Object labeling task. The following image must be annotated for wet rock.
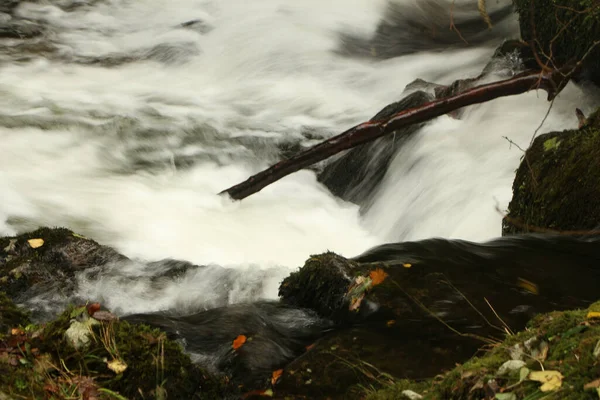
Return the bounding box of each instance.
[272,324,478,399]
[0,227,126,313]
[337,1,516,59]
[180,19,213,34]
[123,301,332,391]
[0,1,20,15]
[317,90,433,208]
[0,20,44,39]
[503,108,600,235]
[277,235,600,397]
[281,236,600,325]
[318,38,533,209]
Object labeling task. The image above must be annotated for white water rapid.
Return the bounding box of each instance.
[0,0,593,314]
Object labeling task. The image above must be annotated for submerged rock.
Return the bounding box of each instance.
[337,1,516,59]
[317,90,433,208]
[124,301,332,391]
[503,108,600,234]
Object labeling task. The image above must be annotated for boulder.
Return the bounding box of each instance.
[513,0,600,86]
[503,108,600,234]
[0,227,126,316]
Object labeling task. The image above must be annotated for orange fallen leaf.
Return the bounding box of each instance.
[87,303,101,316]
[305,343,315,351]
[369,268,388,286]
[232,335,247,350]
[271,369,283,386]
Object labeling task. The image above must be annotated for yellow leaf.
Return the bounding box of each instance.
[528,370,563,392]
[517,278,539,295]
[271,369,283,386]
[106,359,128,374]
[402,263,412,268]
[369,268,388,286]
[587,312,600,320]
[232,335,247,350]
[386,320,396,327]
[27,238,44,249]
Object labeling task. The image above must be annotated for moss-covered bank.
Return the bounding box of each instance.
[369,301,600,400]
[0,296,226,399]
[503,108,600,234]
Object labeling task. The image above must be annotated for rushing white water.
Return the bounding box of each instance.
[0,0,593,313]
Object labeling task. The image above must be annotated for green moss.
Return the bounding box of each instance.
[0,291,30,339]
[38,308,225,399]
[0,305,226,399]
[279,252,357,320]
[543,137,561,151]
[503,107,600,234]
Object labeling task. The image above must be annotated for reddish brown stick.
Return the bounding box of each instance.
[221,68,567,200]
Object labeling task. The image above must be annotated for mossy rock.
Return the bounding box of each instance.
[0,227,126,308]
[503,107,600,234]
[368,301,600,400]
[0,304,227,399]
[512,0,600,85]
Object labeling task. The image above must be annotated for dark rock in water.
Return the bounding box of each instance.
[144,41,201,64]
[123,301,332,391]
[273,324,478,399]
[277,235,600,397]
[282,235,600,325]
[0,20,44,39]
[0,227,126,314]
[318,90,433,208]
[77,42,201,67]
[180,19,213,34]
[337,1,516,59]
[0,0,20,15]
[503,107,600,235]
[319,39,533,209]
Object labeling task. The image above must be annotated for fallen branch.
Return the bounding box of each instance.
[221,68,570,200]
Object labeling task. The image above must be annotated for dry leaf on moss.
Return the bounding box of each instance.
[27,238,44,248]
[106,359,128,374]
[587,311,600,320]
[528,370,563,392]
